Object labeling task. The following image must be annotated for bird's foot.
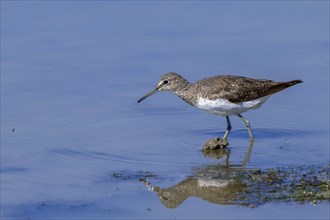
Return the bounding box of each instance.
[203,137,229,151]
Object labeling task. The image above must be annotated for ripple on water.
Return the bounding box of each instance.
[41,108,200,169]
[177,125,309,139]
[0,167,27,173]
[156,119,329,167]
[48,145,199,170]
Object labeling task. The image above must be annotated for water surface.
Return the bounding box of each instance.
[1,1,329,219]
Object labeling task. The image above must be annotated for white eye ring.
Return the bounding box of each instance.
[164,80,169,84]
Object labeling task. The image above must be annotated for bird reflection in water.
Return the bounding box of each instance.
[140,141,254,208]
[203,138,253,165]
[141,168,248,208]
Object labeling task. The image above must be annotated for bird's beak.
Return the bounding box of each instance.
[137,82,163,103]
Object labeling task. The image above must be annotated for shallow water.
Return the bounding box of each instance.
[1,1,329,219]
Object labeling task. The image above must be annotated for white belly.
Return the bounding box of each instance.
[196,95,271,116]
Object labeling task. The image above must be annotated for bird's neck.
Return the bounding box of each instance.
[172,80,196,106]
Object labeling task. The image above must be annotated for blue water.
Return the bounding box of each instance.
[1,1,329,219]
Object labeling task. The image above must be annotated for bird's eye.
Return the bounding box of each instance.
[164,80,169,84]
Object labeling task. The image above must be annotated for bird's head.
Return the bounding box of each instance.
[137,72,188,103]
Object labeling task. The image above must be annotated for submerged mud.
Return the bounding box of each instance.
[203,137,229,150]
[114,163,330,208]
[234,164,330,206]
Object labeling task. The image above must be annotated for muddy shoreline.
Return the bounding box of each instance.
[112,163,330,208]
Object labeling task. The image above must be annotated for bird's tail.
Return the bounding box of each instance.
[266,79,303,96]
[286,79,303,87]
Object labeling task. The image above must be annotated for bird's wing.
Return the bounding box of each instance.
[197,75,283,103]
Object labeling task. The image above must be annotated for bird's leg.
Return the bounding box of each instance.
[222,116,232,141]
[237,114,254,141]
